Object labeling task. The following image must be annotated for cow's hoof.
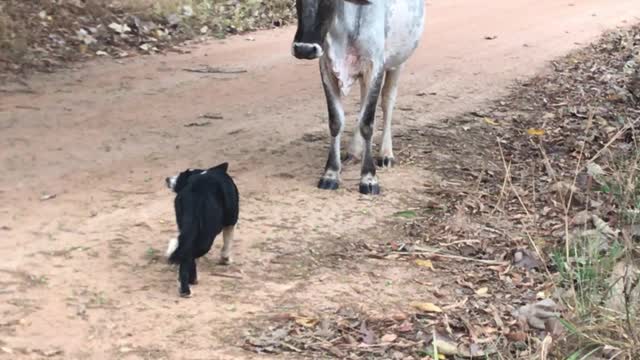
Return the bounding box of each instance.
[359,173,380,195]
[377,156,395,168]
[359,182,380,195]
[218,256,232,266]
[318,178,339,190]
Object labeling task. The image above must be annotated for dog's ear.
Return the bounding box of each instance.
[212,162,229,173]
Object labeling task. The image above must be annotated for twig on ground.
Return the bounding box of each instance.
[107,188,155,195]
[393,247,508,266]
[183,66,247,74]
[280,342,302,352]
[537,142,557,180]
[589,117,639,163]
[492,153,511,216]
[184,121,211,127]
[496,139,552,277]
[210,272,243,280]
[497,139,531,217]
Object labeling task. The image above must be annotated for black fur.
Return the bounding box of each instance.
[166,162,239,297]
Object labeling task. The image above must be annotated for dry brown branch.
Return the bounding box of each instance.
[589,117,640,163]
[210,272,243,280]
[393,248,509,266]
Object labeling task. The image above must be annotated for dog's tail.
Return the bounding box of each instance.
[165,238,179,258]
[168,226,196,264]
[168,192,197,265]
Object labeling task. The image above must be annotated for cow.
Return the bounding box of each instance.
[292,0,425,194]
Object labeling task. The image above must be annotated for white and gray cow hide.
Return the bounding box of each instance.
[292,0,425,194]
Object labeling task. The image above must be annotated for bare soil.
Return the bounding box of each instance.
[1,0,640,359]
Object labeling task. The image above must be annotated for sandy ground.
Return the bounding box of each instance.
[1,0,639,358]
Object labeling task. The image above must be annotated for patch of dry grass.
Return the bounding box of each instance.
[0,2,30,64]
[0,0,295,74]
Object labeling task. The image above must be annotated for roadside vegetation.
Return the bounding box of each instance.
[0,0,294,74]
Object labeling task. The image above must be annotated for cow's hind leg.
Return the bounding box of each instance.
[358,70,385,195]
[318,58,345,190]
[378,67,402,168]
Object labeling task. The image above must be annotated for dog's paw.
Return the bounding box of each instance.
[218,256,232,266]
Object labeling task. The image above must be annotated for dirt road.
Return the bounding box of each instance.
[1,0,639,358]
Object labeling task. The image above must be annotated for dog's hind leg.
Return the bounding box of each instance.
[219,226,234,265]
[188,259,198,285]
[178,261,192,298]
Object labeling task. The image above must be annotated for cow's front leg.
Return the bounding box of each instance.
[318,58,345,190]
[358,70,385,195]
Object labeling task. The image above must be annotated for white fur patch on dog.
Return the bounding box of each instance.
[167,175,178,190]
[166,237,179,257]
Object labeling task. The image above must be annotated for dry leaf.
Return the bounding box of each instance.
[527,128,545,136]
[513,299,560,330]
[397,320,413,333]
[411,302,443,313]
[40,194,56,201]
[592,215,618,239]
[380,333,397,343]
[571,210,591,225]
[605,261,640,313]
[295,317,318,328]
[483,117,499,125]
[475,287,489,296]
[442,296,468,311]
[430,331,459,355]
[429,330,498,358]
[507,331,527,342]
[512,248,542,270]
[415,259,434,270]
[539,334,553,360]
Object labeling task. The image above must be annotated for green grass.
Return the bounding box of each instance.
[553,147,640,357]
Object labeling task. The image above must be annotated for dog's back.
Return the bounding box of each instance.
[169,164,239,264]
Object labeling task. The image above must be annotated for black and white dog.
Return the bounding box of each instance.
[165,162,239,298]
